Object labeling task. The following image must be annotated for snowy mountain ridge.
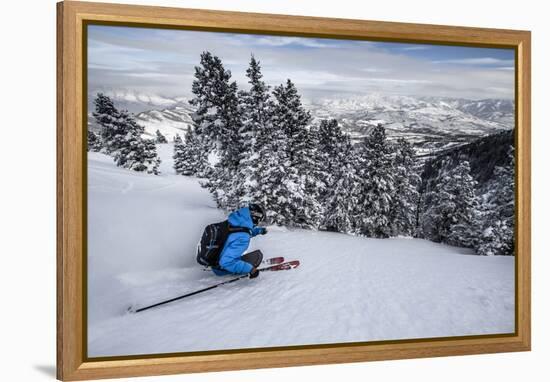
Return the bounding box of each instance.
[308,94,513,122]
[88,89,188,112]
[134,105,195,141]
[307,94,514,156]
[88,90,514,154]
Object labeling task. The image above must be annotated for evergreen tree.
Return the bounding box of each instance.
[134,138,161,175]
[272,79,312,168]
[238,55,272,153]
[87,130,102,152]
[271,79,320,227]
[356,124,396,238]
[317,119,346,179]
[421,160,477,245]
[301,123,324,227]
[92,93,160,174]
[173,133,188,175]
[93,93,128,155]
[240,123,295,226]
[155,129,168,144]
[475,147,515,255]
[490,147,515,223]
[189,51,243,208]
[231,56,274,205]
[111,111,161,175]
[476,218,514,256]
[389,138,421,236]
[315,119,357,230]
[231,61,317,226]
[316,119,350,191]
[189,51,242,155]
[322,135,362,233]
[173,129,208,176]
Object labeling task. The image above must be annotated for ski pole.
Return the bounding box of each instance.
[131,273,249,313]
[130,261,297,313]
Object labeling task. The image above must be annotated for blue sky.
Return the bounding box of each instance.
[88,25,515,102]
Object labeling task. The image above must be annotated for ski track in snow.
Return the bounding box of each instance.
[87,144,515,357]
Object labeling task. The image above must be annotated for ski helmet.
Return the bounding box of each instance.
[248,203,265,225]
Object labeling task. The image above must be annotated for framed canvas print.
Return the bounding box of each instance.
[57,1,531,380]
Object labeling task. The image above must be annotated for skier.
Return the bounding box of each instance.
[132,205,298,313]
[199,204,268,278]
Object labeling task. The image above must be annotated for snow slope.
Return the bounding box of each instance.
[87,145,515,357]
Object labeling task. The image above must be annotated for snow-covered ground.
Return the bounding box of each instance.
[87,144,515,357]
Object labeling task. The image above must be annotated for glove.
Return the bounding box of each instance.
[259,227,268,235]
[249,268,260,279]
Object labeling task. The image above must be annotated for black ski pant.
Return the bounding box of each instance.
[241,250,263,268]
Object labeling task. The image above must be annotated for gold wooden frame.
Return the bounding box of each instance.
[57,1,531,380]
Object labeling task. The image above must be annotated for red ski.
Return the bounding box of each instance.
[260,260,300,272]
[262,256,285,266]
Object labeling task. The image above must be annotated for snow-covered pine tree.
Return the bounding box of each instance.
[422,160,477,245]
[173,129,208,176]
[492,147,515,223]
[242,123,296,226]
[87,130,102,152]
[111,111,161,175]
[317,119,345,178]
[93,93,128,155]
[322,135,362,233]
[92,93,160,174]
[272,79,312,166]
[173,132,187,175]
[389,138,421,237]
[475,146,515,255]
[238,55,271,152]
[132,136,161,175]
[301,123,324,228]
[271,79,321,227]
[316,119,349,197]
[225,60,314,226]
[355,124,396,238]
[477,219,514,256]
[445,161,479,248]
[189,51,242,157]
[189,52,221,144]
[231,55,274,205]
[155,129,168,144]
[189,51,243,209]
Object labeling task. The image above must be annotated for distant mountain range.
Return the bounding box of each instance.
[87,90,194,140]
[307,94,514,156]
[88,90,514,156]
[134,104,195,140]
[87,89,187,113]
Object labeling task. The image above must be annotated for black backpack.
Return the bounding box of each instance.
[196,220,251,268]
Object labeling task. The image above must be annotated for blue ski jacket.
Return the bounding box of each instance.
[213,207,264,276]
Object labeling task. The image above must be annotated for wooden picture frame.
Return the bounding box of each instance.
[57,1,531,380]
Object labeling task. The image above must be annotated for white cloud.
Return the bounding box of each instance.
[237,35,333,48]
[432,57,514,66]
[401,46,431,51]
[126,72,174,79]
[361,67,391,73]
[364,78,432,84]
[87,26,514,101]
